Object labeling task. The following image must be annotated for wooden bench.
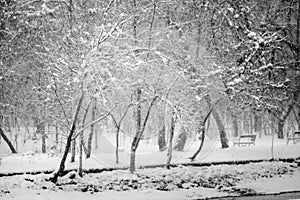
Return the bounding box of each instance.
[287,130,300,144]
[233,135,256,147]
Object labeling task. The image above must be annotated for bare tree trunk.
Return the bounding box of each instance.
[166,111,176,169]
[42,133,46,153]
[37,122,46,153]
[78,102,90,177]
[272,104,294,139]
[130,87,142,173]
[189,106,214,161]
[86,102,96,158]
[205,96,229,148]
[20,118,30,144]
[78,131,83,177]
[94,129,98,149]
[173,127,187,151]
[227,107,239,137]
[243,111,248,134]
[129,95,158,173]
[189,121,205,162]
[110,104,131,164]
[158,125,166,151]
[115,126,120,164]
[293,106,300,130]
[49,93,84,183]
[296,0,300,130]
[0,126,17,153]
[277,119,284,139]
[55,123,59,145]
[13,116,19,152]
[71,137,76,162]
[254,111,262,137]
[232,116,239,137]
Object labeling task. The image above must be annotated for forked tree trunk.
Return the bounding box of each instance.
[48,93,84,183]
[129,95,158,173]
[166,111,176,169]
[115,126,120,164]
[205,96,229,148]
[110,104,131,164]
[0,127,17,153]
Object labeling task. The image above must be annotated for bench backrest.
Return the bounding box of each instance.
[240,135,256,141]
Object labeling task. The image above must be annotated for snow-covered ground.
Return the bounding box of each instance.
[0,136,299,173]
[0,136,300,199]
[0,161,300,200]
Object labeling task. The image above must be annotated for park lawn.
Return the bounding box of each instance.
[0,136,300,199]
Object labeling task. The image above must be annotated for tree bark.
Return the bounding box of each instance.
[228,107,239,137]
[78,102,90,177]
[0,126,17,153]
[158,125,166,151]
[42,133,46,153]
[272,103,294,139]
[86,101,96,158]
[129,95,157,173]
[130,87,142,173]
[277,119,284,139]
[55,123,59,145]
[189,106,214,161]
[205,96,229,148]
[78,131,83,177]
[166,111,176,169]
[254,111,262,137]
[189,121,205,162]
[49,93,84,183]
[293,106,300,130]
[232,116,239,137]
[173,127,187,151]
[36,121,46,153]
[110,104,131,164]
[94,129,98,149]
[71,137,76,162]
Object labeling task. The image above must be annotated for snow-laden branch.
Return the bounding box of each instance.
[72,105,118,140]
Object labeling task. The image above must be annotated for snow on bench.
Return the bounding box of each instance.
[233,135,256,147]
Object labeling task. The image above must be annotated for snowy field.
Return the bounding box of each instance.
[1,136,300,199]
[0,136,299,173]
